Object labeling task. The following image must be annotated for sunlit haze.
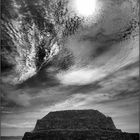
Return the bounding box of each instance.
[74,0,98,17]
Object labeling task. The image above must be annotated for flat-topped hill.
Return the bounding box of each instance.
[42,110,106,120]
[33,109,116,132]
[22,110,139,140]
[42,110,110,121]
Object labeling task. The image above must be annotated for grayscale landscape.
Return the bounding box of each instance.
[1,0,139,139]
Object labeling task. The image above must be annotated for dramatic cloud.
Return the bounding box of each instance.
[1,0,139,136]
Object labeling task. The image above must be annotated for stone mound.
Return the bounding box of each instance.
[33,110,116,132]
[22,110,139,140]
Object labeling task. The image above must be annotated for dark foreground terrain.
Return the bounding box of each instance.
[1,136,22,140]
[23,130,139,140]
[22,110,139,140]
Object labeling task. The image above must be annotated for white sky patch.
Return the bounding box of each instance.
[57,67,106,85]
[68,0,103,25]
[74,0,98,17]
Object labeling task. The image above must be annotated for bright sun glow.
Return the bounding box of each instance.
[74,0,97,17]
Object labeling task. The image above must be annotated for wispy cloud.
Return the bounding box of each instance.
[1,122,34,129]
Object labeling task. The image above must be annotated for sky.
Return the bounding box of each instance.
[1,0,139,136]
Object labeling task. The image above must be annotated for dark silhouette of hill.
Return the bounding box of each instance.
[22,110,139,140]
